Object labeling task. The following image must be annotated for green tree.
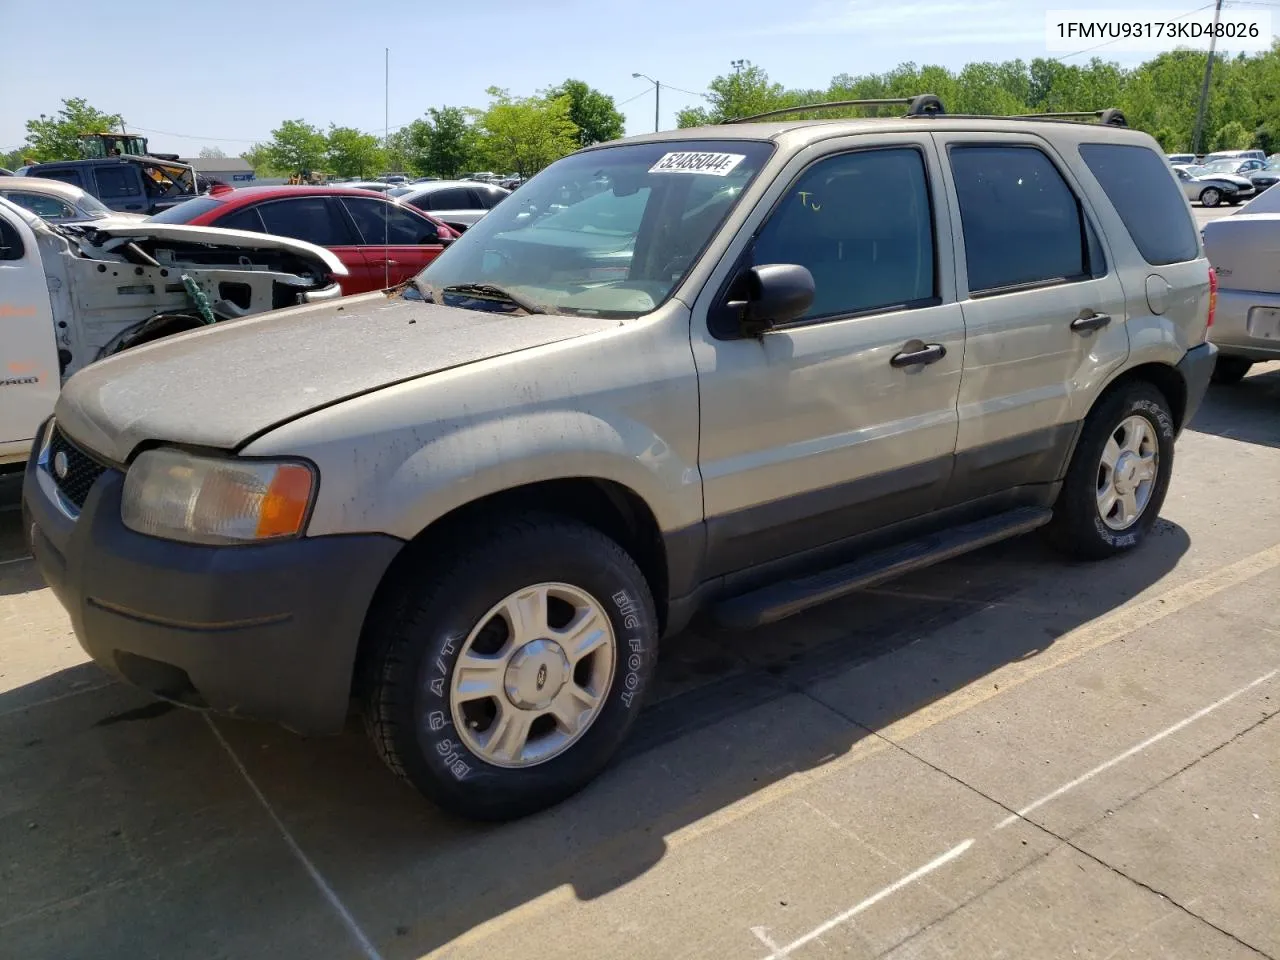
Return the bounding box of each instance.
[1,147,26,170]
[475,88,578,177]
[23,98,123,162]
[546,79,625,146]
[386,118,432,175]
[241,143,281,176]
[676,62,788,126]
[1211,120,1253,151]
[326,125,384,178]
[426,106,478,178]
[264,119,327,175]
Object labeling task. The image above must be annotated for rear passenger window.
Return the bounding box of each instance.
[749,147,936,320]
[950,145,1098,294]
[1078,143,1199,265]
[94,166,142,198]
[39,169,83,188]
[422,187,475,210]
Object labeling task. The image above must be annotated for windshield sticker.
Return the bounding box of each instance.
[648,152,746,177]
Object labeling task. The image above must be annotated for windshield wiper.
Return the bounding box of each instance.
[442,283,545,315]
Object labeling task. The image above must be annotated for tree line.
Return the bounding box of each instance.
[10,44,1280,177]
[677,45,1280,155]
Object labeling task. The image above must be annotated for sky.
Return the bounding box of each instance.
[2,0,1273,157]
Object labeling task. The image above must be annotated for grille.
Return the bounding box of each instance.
[48,426,107,510]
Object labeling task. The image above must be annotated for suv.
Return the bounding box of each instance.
[23,98,1217,821]
[24,156,199,215]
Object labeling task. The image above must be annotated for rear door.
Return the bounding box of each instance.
[0,206,60,449]
[91,165,148,213]
[251,196,369,293]
[935,134,1129,506]
[338,196,446,287]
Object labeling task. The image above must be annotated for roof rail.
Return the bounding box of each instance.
[724,96,1128,128]
[726,93,945,123]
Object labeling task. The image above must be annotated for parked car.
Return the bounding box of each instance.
[0,167,14,176]
[1201,207,1280,382]
[1207,158,1280,192]
[1201,149,1266,166]
[389,180,509,232]
[0,176,145,224]
[1166,153,1196,165]
[22,156,201,215]
[0,195,345,468]
[1171,164,1256,207]
[147,185,457,293]
[23,101,1217,822]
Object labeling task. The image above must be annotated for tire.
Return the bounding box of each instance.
[360,514,658,821]
[1047,382,1175,561]
[1199,187,1222,208]
[1211,355,1253,385]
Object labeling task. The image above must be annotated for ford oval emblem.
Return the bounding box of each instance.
[52,450,69,479]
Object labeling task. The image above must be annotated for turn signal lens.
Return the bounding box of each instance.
[122,448,316,545]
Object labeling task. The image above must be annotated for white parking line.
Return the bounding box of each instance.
[0,554,33,566]
[755,839,974,959]
[995,668,1278,829]
[204,716,385,960]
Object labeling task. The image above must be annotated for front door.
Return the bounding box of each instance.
[251,196,373,293]
[691,136,966,577]
[934,134,1130,505]
[337,196,445,288]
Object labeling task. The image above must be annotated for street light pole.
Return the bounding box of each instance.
[633,72,660,132]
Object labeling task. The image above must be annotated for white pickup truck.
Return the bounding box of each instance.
[0,196,347,472]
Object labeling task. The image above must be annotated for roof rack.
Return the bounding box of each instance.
[725,96,1128,128]
[727,94,945,123]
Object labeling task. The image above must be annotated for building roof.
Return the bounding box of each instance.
[180,157,255,173]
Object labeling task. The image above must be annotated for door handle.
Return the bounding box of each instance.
[1071,311,1111,333]
[890,343,946,368]
[370,259,400,266]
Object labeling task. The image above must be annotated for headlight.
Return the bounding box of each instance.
[122,448,316,545]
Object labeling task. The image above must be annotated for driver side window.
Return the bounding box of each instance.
[749,147,936,322]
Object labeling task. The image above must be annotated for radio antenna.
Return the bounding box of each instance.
[384,46,390,290]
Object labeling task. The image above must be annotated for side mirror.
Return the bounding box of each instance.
[727,263,815,336]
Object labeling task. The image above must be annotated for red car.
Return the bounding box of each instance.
[149,185,457,295]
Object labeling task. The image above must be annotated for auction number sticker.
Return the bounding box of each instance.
[649,152,746,177]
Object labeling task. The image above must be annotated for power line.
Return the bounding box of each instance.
[616,88,654,106]
[661,84,711,99]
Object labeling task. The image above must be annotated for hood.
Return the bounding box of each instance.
[73,221,349,276]
[54,293,618,463]
[1199,173,1253,188]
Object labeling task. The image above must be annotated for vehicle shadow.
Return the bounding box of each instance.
[1188,362,1280,449]
[0,519,1191,959]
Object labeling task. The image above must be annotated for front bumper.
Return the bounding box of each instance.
[22,430,403,735]
[1176,341,1218,430]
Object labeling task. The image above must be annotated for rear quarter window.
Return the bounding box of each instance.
[1078,143,1199,266]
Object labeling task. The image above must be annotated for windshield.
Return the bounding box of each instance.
[415,139,773,318]
[1203,161,1243,174]
[76,191,113,218]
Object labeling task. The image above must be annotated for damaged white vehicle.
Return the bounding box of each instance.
[0,196,346,469]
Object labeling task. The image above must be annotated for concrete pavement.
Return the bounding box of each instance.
[2,364,1278,960]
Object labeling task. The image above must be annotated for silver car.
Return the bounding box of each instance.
[390,179,509,232]
[1172,164,1256,207]
[0,176,145,224]
[1203,187,1280,381]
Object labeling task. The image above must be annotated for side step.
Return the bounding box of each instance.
[711,506,1052,630]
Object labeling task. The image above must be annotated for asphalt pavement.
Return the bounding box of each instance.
[2,338,1277,954]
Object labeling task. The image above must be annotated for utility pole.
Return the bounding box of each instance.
[1190,0,1224,157]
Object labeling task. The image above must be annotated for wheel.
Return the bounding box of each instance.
[1199,187,1222,207]
[1211,355,1253,385]
[1047,383,1175,561]
[361,515,658,821]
